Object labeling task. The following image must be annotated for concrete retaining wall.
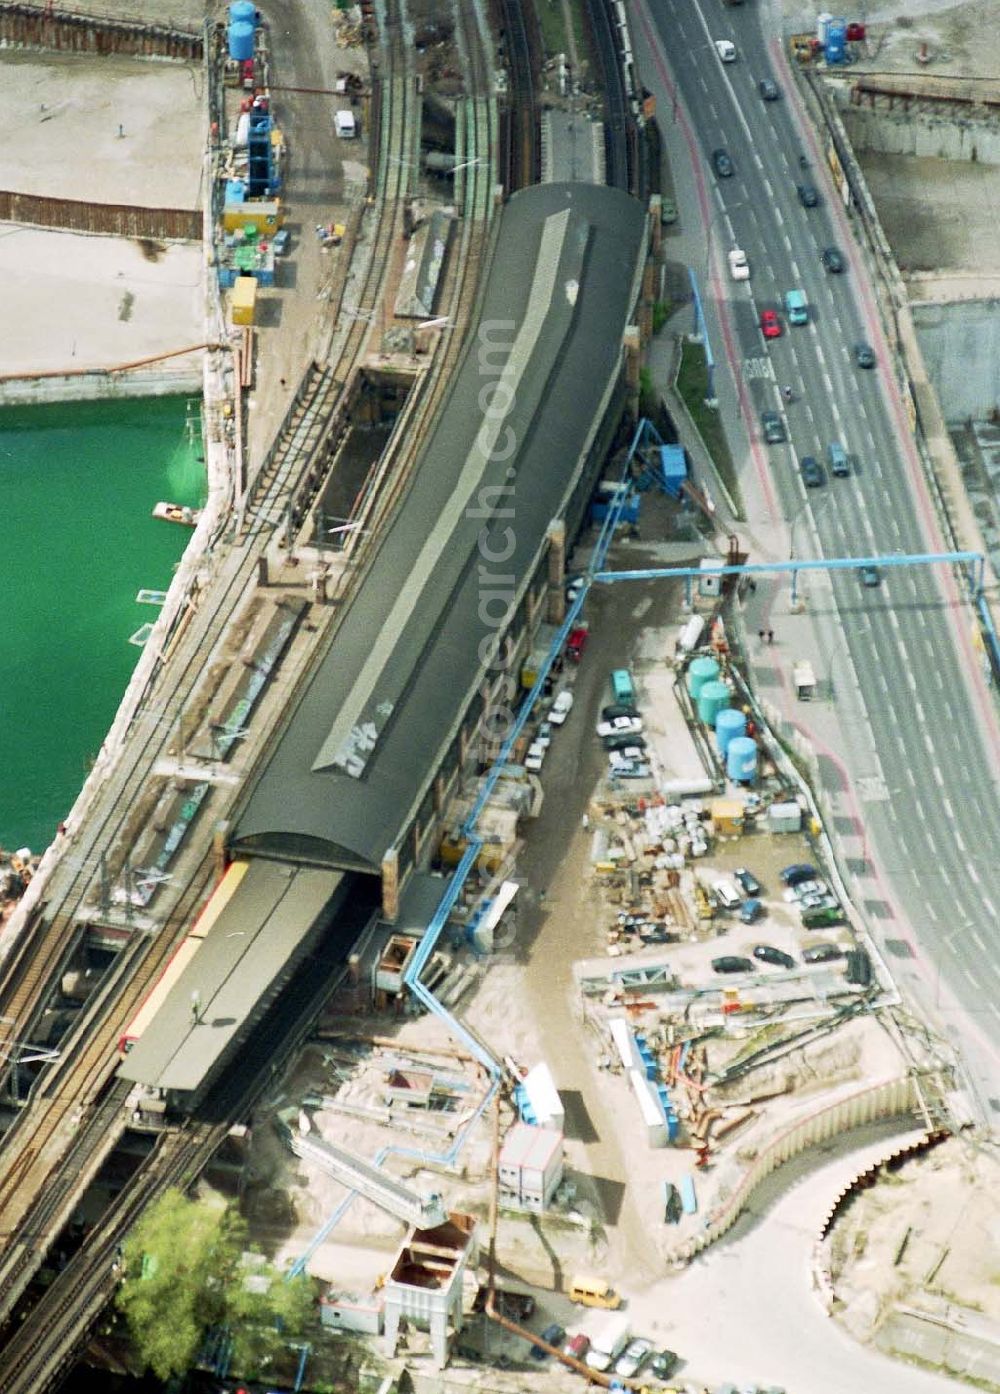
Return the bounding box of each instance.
[0,365,202,406]
[839,100,1000,165]
[910,298,1000,423]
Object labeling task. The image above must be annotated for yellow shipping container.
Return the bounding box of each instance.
[223,198,282,234]
[231,276,257,326]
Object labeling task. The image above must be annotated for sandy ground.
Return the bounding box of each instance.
[0,227,203,375]
[827,1136,1000,1334]
[48,0,206,25]
[851,0,1000,80]
[0,52,205,210]
[860,154,1000,276]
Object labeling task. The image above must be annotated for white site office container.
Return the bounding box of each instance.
[523,1062,564,1129]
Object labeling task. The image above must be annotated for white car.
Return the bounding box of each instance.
[728,247,749,281]
[535,721,553,748]
[524,741,547,772]
[715,38,737,62]
[607,745,645,765]
[596,716,643,738]
[549,690,573,726]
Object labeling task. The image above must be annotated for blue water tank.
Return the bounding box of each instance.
[687,655,720,700]
[826,19,847,62]
[229,0,257,24]
[727,736,758,784]
[698,680,730,727]
[228,20,255,60]
[715,707,746,756]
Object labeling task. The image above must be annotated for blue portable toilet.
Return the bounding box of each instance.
[825,18,847,62]
[727,735,758,783]
[658,443,688,497]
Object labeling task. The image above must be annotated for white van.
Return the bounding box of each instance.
[585,1312,630,1371]
[712,879,742,911]
[334,109,357,138]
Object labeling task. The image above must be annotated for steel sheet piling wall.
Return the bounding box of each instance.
[0,3,202,59]
[0,191,200,240]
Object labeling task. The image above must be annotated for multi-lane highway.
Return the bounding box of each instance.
[636,0,1000,1110]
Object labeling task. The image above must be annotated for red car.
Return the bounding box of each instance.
[760,308,782,339]
[566,626,589,662]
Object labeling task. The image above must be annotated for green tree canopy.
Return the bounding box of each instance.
[115,1188,313,1382]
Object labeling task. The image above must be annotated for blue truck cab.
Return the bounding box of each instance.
[610,669,636,705]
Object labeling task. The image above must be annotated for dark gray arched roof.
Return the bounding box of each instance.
[233,182,647,872]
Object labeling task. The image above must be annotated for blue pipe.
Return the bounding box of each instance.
[289,421,662,1275]
[595,550,982,586]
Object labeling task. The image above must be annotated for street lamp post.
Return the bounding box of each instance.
[690,201,745,409]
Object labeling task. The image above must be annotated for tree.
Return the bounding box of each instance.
[116,1189,313,1382]
[116,1189,237,1379]
[226,1260,314,1377]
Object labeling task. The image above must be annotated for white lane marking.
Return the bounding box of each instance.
[933,765,944,786]
[969,866,981,885]
[954,829,966,852]
[942,797,955,818]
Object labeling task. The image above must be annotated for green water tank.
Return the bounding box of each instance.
[698,679,730,726]
[687,655,720,700]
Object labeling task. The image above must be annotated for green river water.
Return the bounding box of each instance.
[0,395,204,854]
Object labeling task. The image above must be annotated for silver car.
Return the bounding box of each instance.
[615,1337,653,1378]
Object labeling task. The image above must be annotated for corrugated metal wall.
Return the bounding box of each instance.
[0,191,200,241]
[0,3,202,59]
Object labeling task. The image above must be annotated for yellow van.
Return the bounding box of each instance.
[569,1274,622,1309]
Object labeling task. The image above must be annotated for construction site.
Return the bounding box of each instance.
[1,0,1000,1391]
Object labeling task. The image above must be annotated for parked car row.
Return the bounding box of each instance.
[553,1329,677,1380]
[600,673,651,779]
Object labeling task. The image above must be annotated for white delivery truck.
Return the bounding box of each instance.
[585,1311,630,1372]
[334,109,357,138]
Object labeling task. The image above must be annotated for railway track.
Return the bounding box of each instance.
[584,0,630,191]
[0,1,501,1385]
[497,0,538,192]
[0,0,423,1372]
[0,893,366,1394]
[0,858,217,1327]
